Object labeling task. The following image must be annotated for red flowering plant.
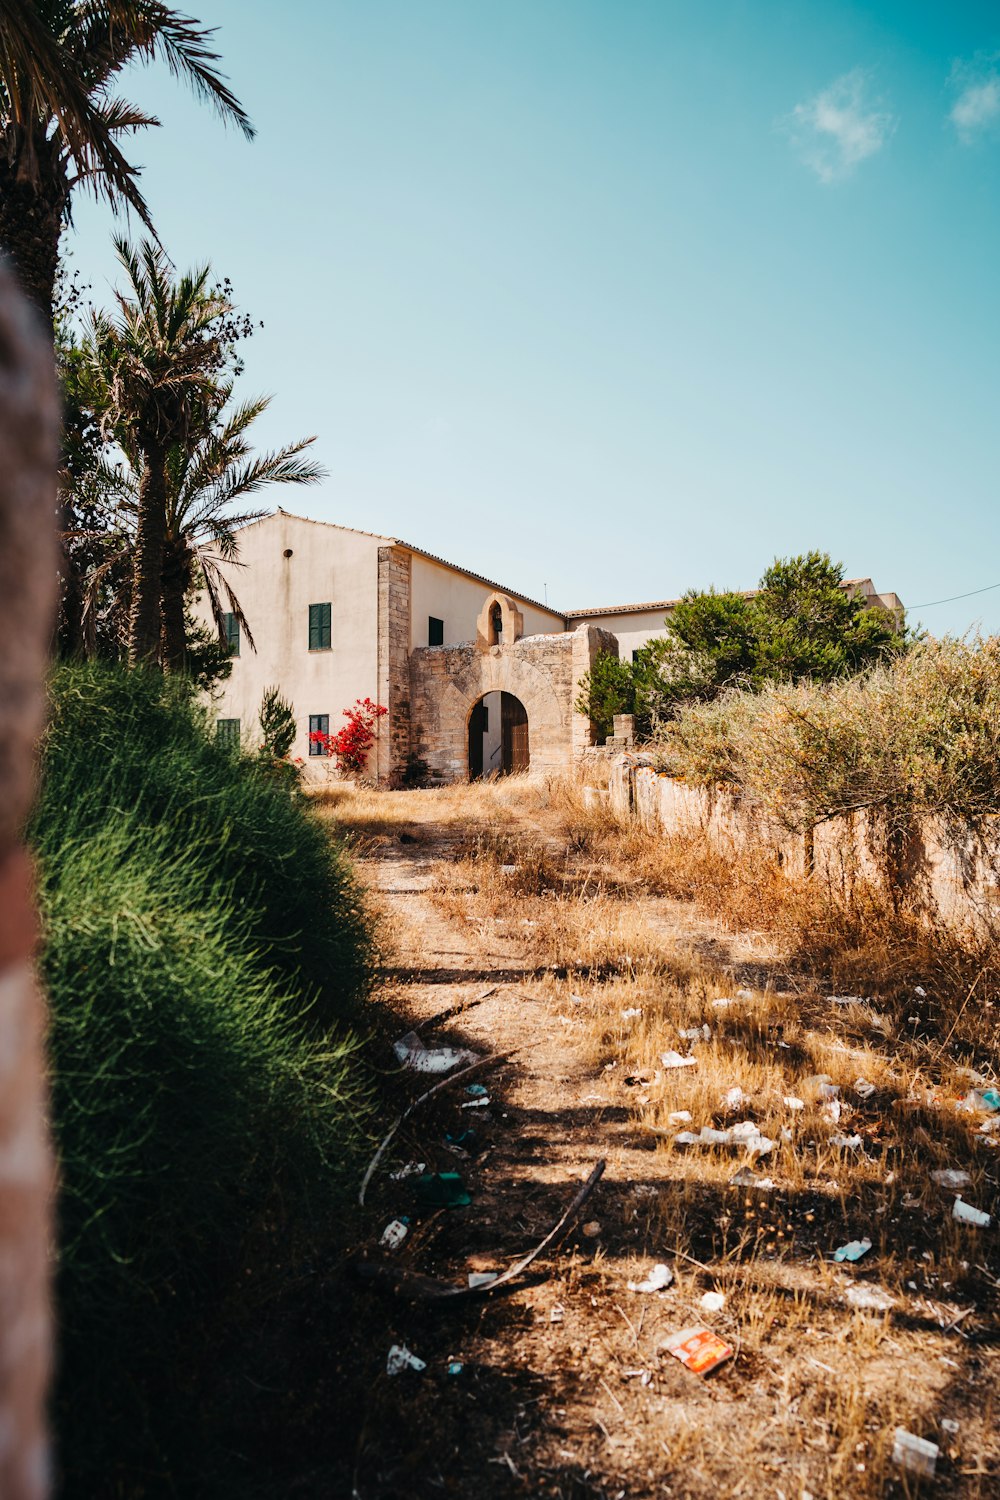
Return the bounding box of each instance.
[309,698,388,776]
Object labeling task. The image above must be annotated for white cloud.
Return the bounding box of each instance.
[949,57,1000,142]
[786,70,895,184]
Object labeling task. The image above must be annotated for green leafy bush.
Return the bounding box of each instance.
[32,665,376,1494]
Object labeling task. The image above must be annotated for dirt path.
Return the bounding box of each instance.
[335,787,1000,1500]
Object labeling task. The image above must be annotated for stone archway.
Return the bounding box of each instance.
[468,691,529,779]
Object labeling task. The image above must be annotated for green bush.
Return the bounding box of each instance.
[32,665,376,1494]
[35,664,373,1031]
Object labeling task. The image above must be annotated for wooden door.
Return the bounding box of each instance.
[501,694,529,774]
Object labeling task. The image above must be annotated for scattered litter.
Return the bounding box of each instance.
[736,989,753,1000]
[821,1099,843,1124]
[661,1050,697,1069]
[627,1262,674,1293]
[667,1110,693,1125]
[550,1304,565,1324]
[680,1024,711,1042]
[393,1030,478,1074]
[621,1007,643,1020]
[931,1169,972,1190]
[663,1325,734,1377]
[570,994,587,1006]
[829,994,865,1006]
[411,1172,472,1209]
[953,1197,991,1228]
[380,1218,409,1249]
[699,1126,732,1145]
[854,1078,876,1099]
[844,1283,895,1311]
[673,1131,700,1146]
[780,1126,793,1142]
[784,1096,804,1110]
[461,1098,490,1109]
[390,1161,426,1181]
[582,1220,601,1238]
[447,1360,463,1375]
[467,1271,498,1289]
[914,986,927,997]
[941,1417,960,1435]
[500,864,517,875]
[466,1083,489,1097]
[833,1237,872,1263]
[721,1087,744,1110]
[677,1123,775,1156]
[711,997,735,1009]
[830,1134,864,1150]
[387,1344,426,1376]
[729,1166,774,1189]
[632,1183,658,1197]
[892,1428,939,1480]
[699,1290,725,1313]
[818,1083,841,1101]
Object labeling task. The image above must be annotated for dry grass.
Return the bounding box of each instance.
[329,773,1000,1497]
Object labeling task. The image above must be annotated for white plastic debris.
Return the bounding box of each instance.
[461,1098,490,1109]
[892,1428,939,1479]
[854,1078,876,1099]
[679,1024,711,1042]
[941,1417,960,1435]
[833,1237,872,1263]
[393,1030,478,1074]
[661,1050,698,1069]
[467,1271,498,1289]
[914,986,927,997]
[818,1082,841,1100]
[931,1169,972,1191]
[387,1344,426,1376]
[830,1134,864,1150]
[729,1167,775,1189]
[953,1197,991,1227]
[711,997,735,1009]
[667,1110,693,1125]
[627,1262,674,1294]
[721,1087,744,1110]
[829,994,865,1006]
[699,1126,732,1145]
[389,1161,426,1180]
[822,1099,843,1124]
[673,1131,700,1146]
[380,1219,409,1250]
[845,1282,895,1311]
[550,1304,565,1324]
[736,988,753,1000]
[782,1095,804,1111]
[500,864,517,874]
[621,1007,643,1020]
[699,1290,725,1313]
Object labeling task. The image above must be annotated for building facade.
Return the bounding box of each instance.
[196,510,903,785]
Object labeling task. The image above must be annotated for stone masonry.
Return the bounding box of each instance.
[376,545,412,784]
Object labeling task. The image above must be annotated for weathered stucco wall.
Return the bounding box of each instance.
[408,553,564,650]
[565,607,670,659]
[609,756,1000,928]
[193,512,386,777]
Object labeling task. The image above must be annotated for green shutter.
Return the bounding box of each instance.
[224,612,240,656]
[308,602,331,650]
[216,718,240,748]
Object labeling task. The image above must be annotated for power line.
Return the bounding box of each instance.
[911,580,1000,610]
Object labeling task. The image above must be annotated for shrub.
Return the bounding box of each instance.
[31,665,377,1493]
[310,696,388,775]
[35,664,374,1031]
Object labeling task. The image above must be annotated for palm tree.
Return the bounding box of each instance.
[84,236,235,663]
[0,0,252,328]
[79,390,324,670]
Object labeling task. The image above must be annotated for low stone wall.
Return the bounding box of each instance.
[609,755,1000,928]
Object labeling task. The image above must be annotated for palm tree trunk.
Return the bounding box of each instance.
[159,541,188,673]
[128,446,168,666]
[0,147,63,334]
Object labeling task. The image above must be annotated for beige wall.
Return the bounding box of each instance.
[408,553,564,649]
[565,607,671,659]
[193,512,386,779]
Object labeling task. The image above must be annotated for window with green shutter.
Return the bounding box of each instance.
[216,718,240,748]
[308,602,331,650]
[308,713,329,756]
[223,611,240,655]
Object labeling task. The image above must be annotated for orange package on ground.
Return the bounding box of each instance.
[663,1325,733,1376]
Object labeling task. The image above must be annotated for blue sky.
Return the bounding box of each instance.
[68,0,1000,634]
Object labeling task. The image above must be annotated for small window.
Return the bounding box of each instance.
[632,649,641,663]
[308,713,329,757]
[216,718,240,748]
[428,616,444,647]
[308,602,331,651]
[223,611,240,656]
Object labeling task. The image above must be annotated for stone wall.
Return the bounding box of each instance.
[409,623,614,783]
[376,545,412,784]
[608,756,1000,928]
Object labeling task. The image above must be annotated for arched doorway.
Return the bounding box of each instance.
[468,692,529,779]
